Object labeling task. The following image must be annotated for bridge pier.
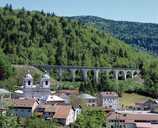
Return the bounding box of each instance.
[93,69,100,83]
[123,71,127,80]
[69,69,77,81]
[57,68,63,81]
[114,70,119,80]
[131,70,140,78]
[131,71,134,79]
[81,69,89,81]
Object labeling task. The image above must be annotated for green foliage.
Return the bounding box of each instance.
[80,72,144,97]
[70,16,158,55]
[24,116,59,128]
[69,95,86,108]
[0,49,13,80]
[71,107,106,128]
[144,60,158,98]
[0,114,20,128]
[0,7,154,69]
[61,81,81,89]
[0,114,59,128]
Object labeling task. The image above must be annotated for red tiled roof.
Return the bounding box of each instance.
[45,105,56,112]
[135,123,158,128]
[151,125,158,128]
[108,112,158,122]
[53,105,72,119]
[37,104,73,119]
[12,99,36,108]
[38,104,56,112]
[136,123,151,128]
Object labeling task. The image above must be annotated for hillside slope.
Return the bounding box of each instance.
[0,7,158,97]
[69,16,158,55]
[0,7,154,69]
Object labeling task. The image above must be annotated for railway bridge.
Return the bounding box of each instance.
[32,65,140,83]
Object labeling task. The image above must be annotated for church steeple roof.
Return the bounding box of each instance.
[42,71,50,79]
[25,70,33,79]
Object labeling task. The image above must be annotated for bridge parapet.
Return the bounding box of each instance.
[32,64,140,82]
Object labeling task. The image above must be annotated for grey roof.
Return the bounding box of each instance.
[79,93,96,99]
[100,91,118,97]
[0,88,11,95]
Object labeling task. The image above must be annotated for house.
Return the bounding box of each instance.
[43,95,65,105]
[79,93,97,107]
[135,123,158,128]
[135,99,158,111]
[57,89,79,96]
[13,90,23,99]
[10,98,38,117]
[35,104,76,125]
[73,106,81,120]
[44,105,56,119]
[0,88,11,109]
[107,111,158,128]
[35,104,56,119]
[98,91,119,110]
[53,105,75,125]
[35,104,52,118]
[56,89,80,104]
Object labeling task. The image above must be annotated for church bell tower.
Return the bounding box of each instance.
[23,71,33,88]
[40,72,50,88]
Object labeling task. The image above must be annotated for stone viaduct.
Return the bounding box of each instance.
[33,65,140,83]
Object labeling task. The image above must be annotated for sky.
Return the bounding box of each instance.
[0,0,158,23]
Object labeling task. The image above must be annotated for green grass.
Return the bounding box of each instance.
[60,81,81,89]
[119,92,153,107]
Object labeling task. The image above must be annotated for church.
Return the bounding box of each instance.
[22,72,51,99]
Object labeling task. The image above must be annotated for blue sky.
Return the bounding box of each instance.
[0,0,158,23]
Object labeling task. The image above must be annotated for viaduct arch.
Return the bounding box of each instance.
[32,65,140,83]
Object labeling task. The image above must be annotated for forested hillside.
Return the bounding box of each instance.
[69,16,158,55]
[0,6,158,97]
[0,6,153,68]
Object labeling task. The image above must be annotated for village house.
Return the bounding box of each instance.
[135,123,158,128]
[35,104,76,125]
[56,89,80,104]
[135,99,157,110]
[35,104,56,119]
[79,93,97,107]
[135,99,158,111]
[53,105,75,125]
[0,88,11,108]
[57,89,79,96]
[42,95,65,105]
[98,91,119,110]
[10,98,39,117]
[107,111,158,128]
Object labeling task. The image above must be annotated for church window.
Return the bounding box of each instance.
[45,81,48,85]
[28,80,31,85]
